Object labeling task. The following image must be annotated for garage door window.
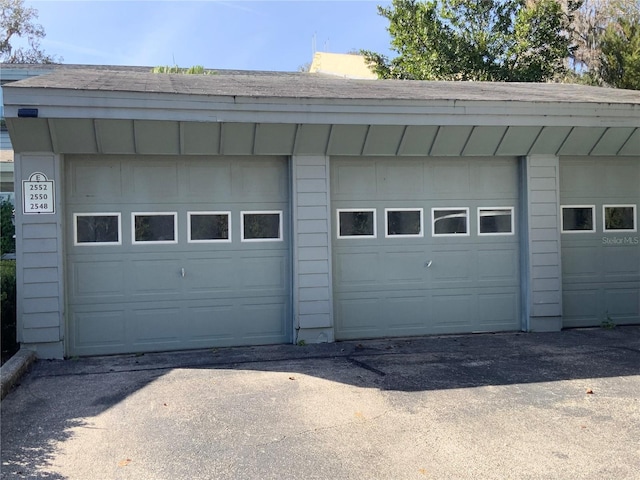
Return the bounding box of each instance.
[132,213,177,244]
[562,205,595,233]
[478,207,514,235]
[74,213,121,245]
[432,208,469,236]
[241,211,283,242]
[188,212,231,243]
[337,209,376,239]
[604,205,637,232]
[385,208,423,237]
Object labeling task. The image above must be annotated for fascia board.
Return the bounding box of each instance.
[3,86,640,128]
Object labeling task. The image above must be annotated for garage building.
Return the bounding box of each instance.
[3,68,639,358]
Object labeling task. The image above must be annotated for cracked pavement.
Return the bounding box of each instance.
[2,327,640,479]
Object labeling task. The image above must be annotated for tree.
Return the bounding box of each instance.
[1,0,60,63]
[599,11,640,89]
[362,0,580,82]
[563,0,640,88]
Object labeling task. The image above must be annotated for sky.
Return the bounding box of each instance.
[24,0,395,71]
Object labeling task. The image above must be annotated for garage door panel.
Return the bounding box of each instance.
[477,249,518,281]
[131,259,183,294]
[185,304,236,342]
[379,162,424,196]
[131,163,179,199]
[604,288,640,319]
[604,163,639,195]
[332,156,521,338]
[473,162,518,196]
[562,246,600,280]
[335,297,382,337]
[332,162,376,198]
[68,160,123,200]
[66,155,291,356]
[384,251,426,284]
[477,292,519,329]
[561,157,640,327]
[240,255,287,289]
[132,306,182,344]
[239,162,288,200]
[603,247,640,276]
[563,289,600,324]
[72,260,126,297]
[430,250,472,283]
[385,295,429,330]
[431,293,474,328]
[184,258,235,291]
[431,162,471,196]
[335,251,379,285]
[185,161,232,200]
[72,309,126,348]
[240,302,288,338]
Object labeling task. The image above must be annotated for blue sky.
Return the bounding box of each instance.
[26,0,394,71]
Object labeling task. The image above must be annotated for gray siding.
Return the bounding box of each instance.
[524,155,563,331]
[291,155,334,343]
[15,153,64,358]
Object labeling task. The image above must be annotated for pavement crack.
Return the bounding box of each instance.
[346,357,386,376]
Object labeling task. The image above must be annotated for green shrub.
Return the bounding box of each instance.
[1,200,15,255]
[1,260,17,359]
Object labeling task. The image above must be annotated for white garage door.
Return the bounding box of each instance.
[331,157,521,340]
[560,157,640,327]
[65,155,291,356]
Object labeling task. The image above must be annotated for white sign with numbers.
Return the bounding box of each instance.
[23,172,55,214]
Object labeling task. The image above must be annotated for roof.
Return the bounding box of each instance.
[5,67,640,105]
[2,66,638,157]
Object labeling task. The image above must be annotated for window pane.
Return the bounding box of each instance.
[134,214,175,242]
[339,210,375,237]
[562,207,594,231]
[604,206,635,231]
[387,210,421,236]
[479,208,513,234]
[433,209,467,235]
[76,215,119,243]
[190,214,229,241]
[243,213,281,240]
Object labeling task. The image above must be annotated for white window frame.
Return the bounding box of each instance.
[603,204,637,233]
[384,208,424,238]
[131,212,178,245]
[477,207,515,236]
[241,210,283,242]
[336,208,377,239]
[187,211,232,243]
[73,212,122,246]
[561,205,596,233]
[431,207,470,237]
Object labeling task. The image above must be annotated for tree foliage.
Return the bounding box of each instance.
[363,0,579,82]
[599,10,640,89]
[152,65,215,75]
[1,0,60,63]
[567,0,640,89]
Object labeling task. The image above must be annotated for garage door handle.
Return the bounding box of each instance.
[181,268,185,278]
[424,260,433,268]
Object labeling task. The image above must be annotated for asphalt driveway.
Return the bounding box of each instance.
[1,327,639,480]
